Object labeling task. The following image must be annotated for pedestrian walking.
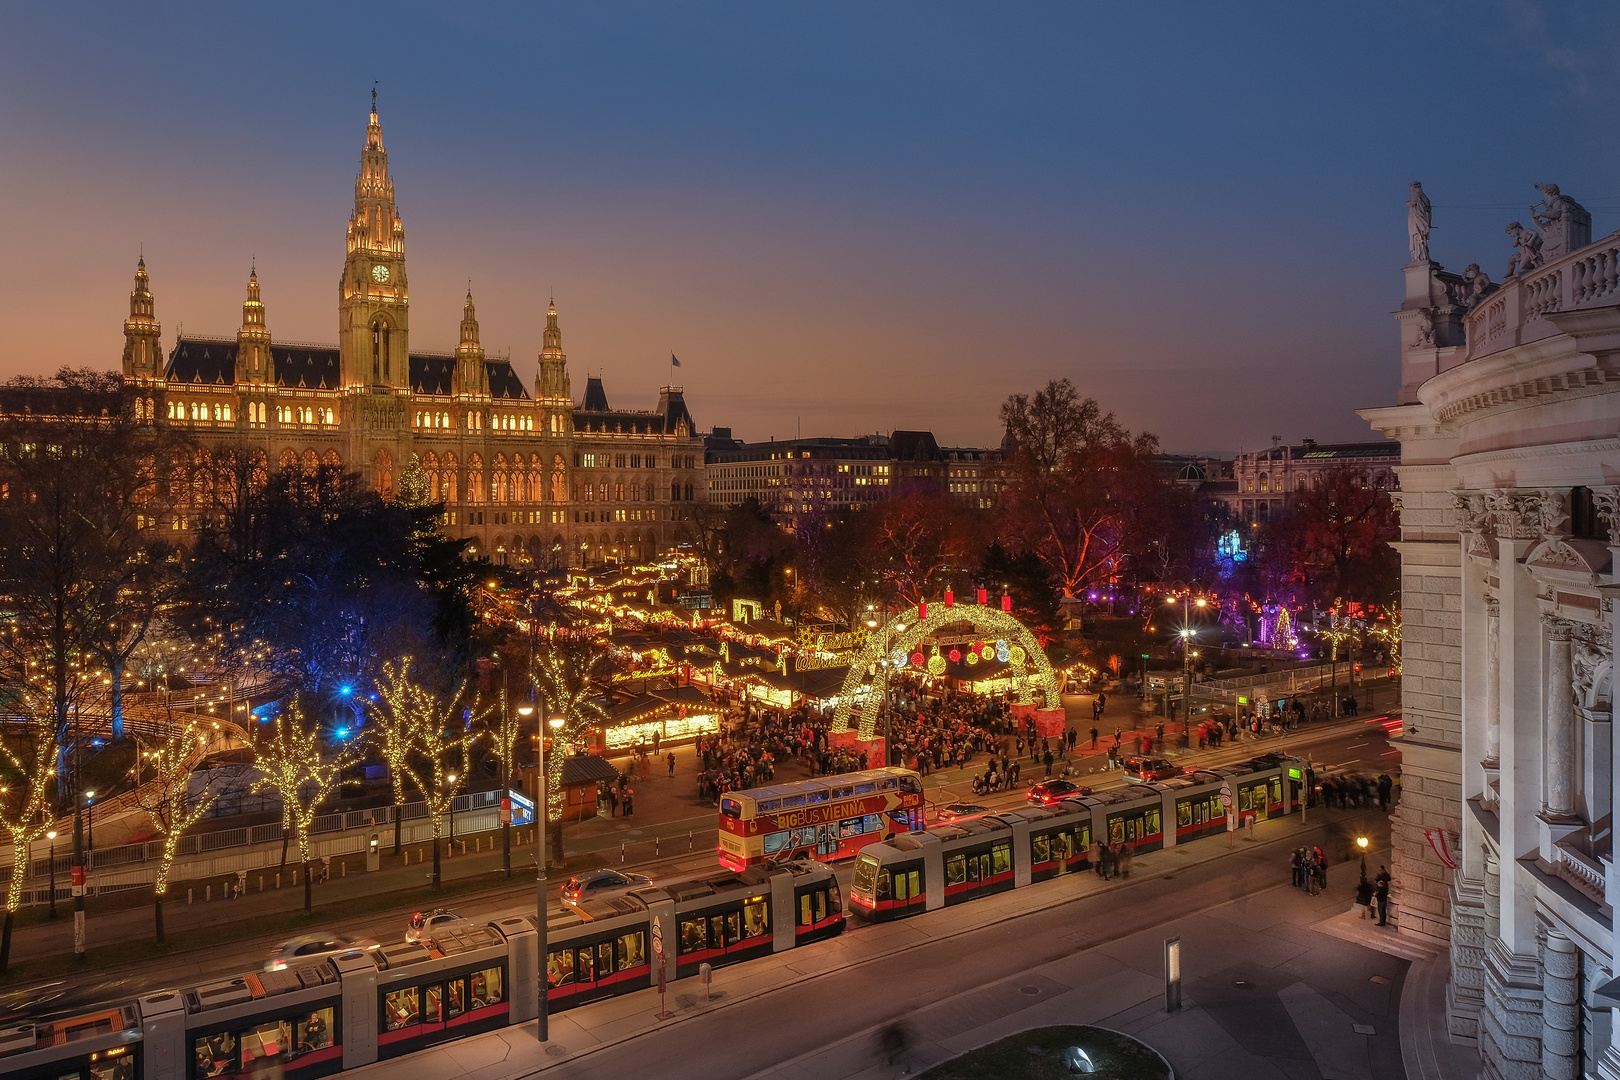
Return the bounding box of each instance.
[1290,847,1304,888]
[1089,726,1099,749]
[623,786,635,818]
[878,1020,913,1074]
[1043,749,1054,777]
[1113,728,1122,749]
[667,751,676,777]
[1119,843,1134,878]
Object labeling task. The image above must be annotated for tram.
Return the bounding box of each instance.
[717,767,925,871]
[0,860,843,1080]
[848,754,1304,920]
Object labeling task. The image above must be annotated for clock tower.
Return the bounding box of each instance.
[338,92,409,393]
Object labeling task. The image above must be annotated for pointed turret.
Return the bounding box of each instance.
[237,268,272,385]
[122,257,163,383]
[455,288,489,398]
[535,299,572,439]
[339,92,409,392]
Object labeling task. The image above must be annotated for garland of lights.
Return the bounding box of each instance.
[831,600,1067,740]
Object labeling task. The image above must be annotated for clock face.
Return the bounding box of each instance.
[372,264,390,283]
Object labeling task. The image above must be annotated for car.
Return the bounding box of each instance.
[405,908,469,944]
[933,802,990,824]
[1026,779,1092,806]
[560,868,652,907]
[1123,758,1183,783]
[265,933,380,971]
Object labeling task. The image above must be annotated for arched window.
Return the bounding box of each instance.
[684,482,694,501]
[279,448,298,471]
[374,449,393,499]
[372,319,390,381]
[322,450,342,469]
[302,449,319,475]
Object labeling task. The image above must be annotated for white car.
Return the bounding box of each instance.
[405,908,470,944]
[265,933,379,971]
[560,869,652,908]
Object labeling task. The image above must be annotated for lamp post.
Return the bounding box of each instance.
[446,775,458,849]
[1356,835,1370,882]
[533,697,564,1044]
[46,830,57,919]
[85,791,95,854]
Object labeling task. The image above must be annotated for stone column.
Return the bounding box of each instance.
[1484,596,1501,768]
[1448,863,1487,1040]
[1544,618,1579,822]
[1542,930,1580,1080]
[1483,852,1499,941]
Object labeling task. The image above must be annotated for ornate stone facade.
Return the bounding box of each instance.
[119,102,707,568]
[1362,182,1620,1079]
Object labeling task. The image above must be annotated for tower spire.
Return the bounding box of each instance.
[340,93,409,391]
[122,256,162,383]
[238,267,271,385]
[455,287,488,398]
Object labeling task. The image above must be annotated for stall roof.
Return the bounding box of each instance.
[560,756,621,786]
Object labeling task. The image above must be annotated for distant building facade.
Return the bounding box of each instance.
[1362,182,1619,1080]
[114,102,705,568]
[1223,439,1399,525]
[703,429,1002,531]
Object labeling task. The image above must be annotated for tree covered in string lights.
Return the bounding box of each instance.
[134,711,220,945]
[372,658,488,889]
[0,688,56,970]
[250,704,359,913]
[531,638,609,864]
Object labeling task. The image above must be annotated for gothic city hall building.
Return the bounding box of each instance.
[1363,184,1620,1080]
[119,102,706,568]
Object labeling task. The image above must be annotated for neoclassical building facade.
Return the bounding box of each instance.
[119,101,707,568]
[1362,183,1620,1079]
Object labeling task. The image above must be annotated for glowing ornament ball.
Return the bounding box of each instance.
[949,648,962,663]
[911,652,925,667]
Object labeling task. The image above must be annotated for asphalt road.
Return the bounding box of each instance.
[4,716,1393,1023]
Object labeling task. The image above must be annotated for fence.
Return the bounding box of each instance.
[3,789,507,907]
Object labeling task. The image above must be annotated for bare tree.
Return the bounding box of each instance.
[250,705,358,913]
[367,662,423,856]
[134,712,220,945]
[0,690,57,970]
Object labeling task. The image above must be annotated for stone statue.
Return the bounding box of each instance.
[1532,183,1592,260]
[1407,182,1432,263]
[1505,222,1543,277]
[1462,263,1494,308]
[1409,307,1435,349]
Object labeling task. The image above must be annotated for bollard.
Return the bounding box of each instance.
[655,837,660,857]
[620,842,626,864]
[293,869,299,886]
[258,875,264,892]
[187,888,193,905]
[341,861,346,877]
[688,831,693,851]
[206,885,211,902]
[275,873,281,889]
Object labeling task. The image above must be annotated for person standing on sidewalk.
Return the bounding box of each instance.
[1043,749,1054,777]
[1290,847,1304,888]
[667,752,676,777]
[1377,773,1393,811]
[1374,865,1392,924]
[623,786,635,818]
[1089,726,1099,749]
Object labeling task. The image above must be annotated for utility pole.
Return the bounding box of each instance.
[535,690,549,1043]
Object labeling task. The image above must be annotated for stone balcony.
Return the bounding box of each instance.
[1457,232,1620,367]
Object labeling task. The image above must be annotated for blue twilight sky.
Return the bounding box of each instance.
[0,3,1615,453]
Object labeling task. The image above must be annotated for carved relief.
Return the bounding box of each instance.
[1486,489,1542,540]
[1530,489,1571,538]
[1591,487,1620,544]
[1571,622,1612,713]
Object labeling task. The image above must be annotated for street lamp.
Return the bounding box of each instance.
[535,704,565,1044]
[1356,835,1370,881]
[85,791,95,854]
[46,830,57,919]
[515,703,533,880]
[446,775,458,847]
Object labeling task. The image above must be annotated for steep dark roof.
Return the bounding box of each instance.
[411,354,455,396]
[274,345,340,390]
[486,360,527,400]
[582,376,610,411]
[167,338,238,385]
[657,388,695,435]
[890,430,942,461]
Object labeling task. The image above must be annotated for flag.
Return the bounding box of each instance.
[670,353,682,368]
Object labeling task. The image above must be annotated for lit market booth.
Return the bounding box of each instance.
[590,685,723,753]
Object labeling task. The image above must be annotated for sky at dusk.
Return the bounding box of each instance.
[1,3,1616,453]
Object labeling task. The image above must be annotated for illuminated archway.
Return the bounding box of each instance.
[831,599,1063,739]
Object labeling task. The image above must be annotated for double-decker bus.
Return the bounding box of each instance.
[717,767,925,870]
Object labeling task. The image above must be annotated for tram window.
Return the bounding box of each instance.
[547,948,576,986]
[425,983,444,1022]
[1177,803,1193,829]
[945,854,966,886]
[596,941,614,977]
[743,900,769,937]
[853,854,879,895]
[385,986,420,1030]
[196,1005,335,1078]
[725,911,742,945]
[471,966,504,1007]
[618,930,647,969]
[679,918,707,953]
[875,869,892,900]
[578,944,596,983]
[893,871,909,901]
[445,975,466,1019]
[828,879,841,912]
[1145,809,1162,835]
[1270,778,1282,806]
[1032,834,1051,863]
[799,894,814,925]
[88,1057,134,1080]
[992,842,1011,876]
